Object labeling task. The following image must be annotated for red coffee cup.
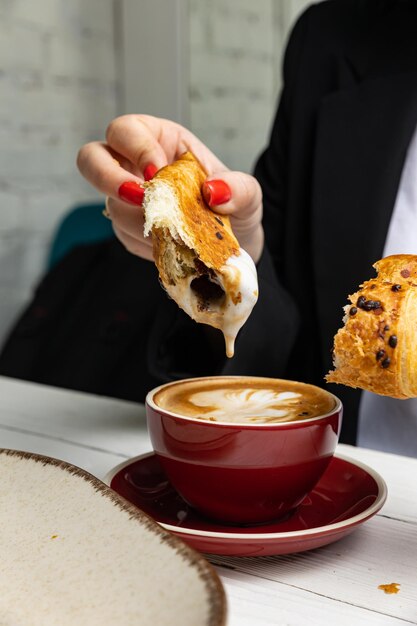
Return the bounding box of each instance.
[146,376,343,524]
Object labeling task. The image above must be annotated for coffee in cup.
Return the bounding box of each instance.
[146,376,342,524]
[153,377,335,425]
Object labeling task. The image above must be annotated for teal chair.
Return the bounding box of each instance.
[46,203,114,271]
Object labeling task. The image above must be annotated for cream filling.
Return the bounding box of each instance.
[164,249,258,358]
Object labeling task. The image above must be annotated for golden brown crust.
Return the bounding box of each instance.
[147,152,239,270]
[326,254,417,399]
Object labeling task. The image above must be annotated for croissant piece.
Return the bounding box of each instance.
[326,254,417,398]
[142,152,258,357]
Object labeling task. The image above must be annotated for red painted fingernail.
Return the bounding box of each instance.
[118,181,145,205]
[203,180,232,206]
[144,163,158,181]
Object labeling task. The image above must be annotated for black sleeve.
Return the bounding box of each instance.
[254,7,310,274]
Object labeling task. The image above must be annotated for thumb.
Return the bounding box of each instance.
[202,171,264,262]
[203,171,262,221]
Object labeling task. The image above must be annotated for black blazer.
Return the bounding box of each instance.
[254,0,417,443]
[1,0,416,445]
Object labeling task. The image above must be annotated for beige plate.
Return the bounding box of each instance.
[0,449,226,626]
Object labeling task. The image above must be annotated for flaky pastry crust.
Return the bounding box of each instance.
[326,255,417,398]
[146,152,239,272]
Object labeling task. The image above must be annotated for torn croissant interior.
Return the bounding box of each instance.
[143,152,258,357]
[326,254,417,398]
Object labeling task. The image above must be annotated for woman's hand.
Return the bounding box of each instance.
[77,114,264,263]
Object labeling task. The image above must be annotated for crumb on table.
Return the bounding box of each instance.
[378,583,400,594]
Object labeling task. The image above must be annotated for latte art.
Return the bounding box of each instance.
[153,377,336,424]
[189,389,302,423]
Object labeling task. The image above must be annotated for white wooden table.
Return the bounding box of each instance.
[0,376,416,625]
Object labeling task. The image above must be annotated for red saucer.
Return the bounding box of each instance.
[105,452,387,557]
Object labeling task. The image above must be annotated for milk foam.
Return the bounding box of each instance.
[189,388,302,423]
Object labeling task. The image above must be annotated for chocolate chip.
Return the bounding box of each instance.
[384,325,390,331]
[381,357,391,368]
[356,296,383,311]
[215,231,223,240]
[401,269,410,278]
[362,299,382,311]
[214,216,224,226]
[389,335,397,348]
[376,350,386,361]
[298,411,309,416]
[391,284,402,292]
[349,307,358,316]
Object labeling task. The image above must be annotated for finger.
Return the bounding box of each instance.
[202,171,263,262]
[77,142,145,205]
[106,115,169,172]
[106,197,154,261]
[203,171,263,223]
[107,114,226,176]
[112,223,154,262]
[106,196,147,241]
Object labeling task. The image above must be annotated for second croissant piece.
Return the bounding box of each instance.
[326,254,417,399]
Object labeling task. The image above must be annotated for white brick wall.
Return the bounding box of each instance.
[0,0,119,344]
[187,0,311,174]
[188,0,277,173]
[0,0,311,348]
